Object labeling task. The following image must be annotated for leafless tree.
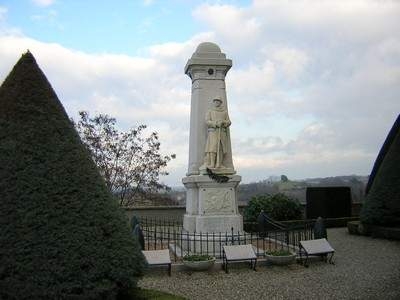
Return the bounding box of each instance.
[74,111,175,207]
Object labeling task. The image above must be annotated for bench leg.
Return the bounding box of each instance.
[299,244,309,267]
[247,259,257,271]
[304,253,309,268]
[222,251,229,273]
[168,263,171,276]
[329,252,335,265]
[299,244,303,265]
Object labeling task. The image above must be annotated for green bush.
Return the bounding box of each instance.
[244,193,302,222]
[183,254,214,261]
[0,52,145,299]
[265,250,293,256]
[361,114,400,227]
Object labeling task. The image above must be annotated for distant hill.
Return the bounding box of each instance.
[238,175,368,204]
[160,175,369,206]
[128,191,181,207]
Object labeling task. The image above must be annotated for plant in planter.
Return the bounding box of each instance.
[265,249,296,265]
[347,220,360,235]
[182,254,216,271]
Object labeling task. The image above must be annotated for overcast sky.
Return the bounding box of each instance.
[0,0,399,186]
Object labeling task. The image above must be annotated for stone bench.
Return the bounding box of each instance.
[142,249,171,276]
[299,238,335,267]
[222,244,257,273]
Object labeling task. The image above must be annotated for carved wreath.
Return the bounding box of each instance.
[206,168,229,183]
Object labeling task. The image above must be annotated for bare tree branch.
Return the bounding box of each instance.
[75,111,175,207]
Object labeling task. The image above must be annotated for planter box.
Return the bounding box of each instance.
[183,258,216,271]
[265,253,296,265]
[347,221,360,235]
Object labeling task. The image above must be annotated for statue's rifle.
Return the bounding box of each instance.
[216,121,222,167]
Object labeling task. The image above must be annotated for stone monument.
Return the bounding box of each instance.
[182,42,243,233]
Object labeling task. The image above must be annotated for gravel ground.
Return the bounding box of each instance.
[139,228,400,300]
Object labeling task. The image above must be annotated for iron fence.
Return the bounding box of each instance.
[137,217,314,262]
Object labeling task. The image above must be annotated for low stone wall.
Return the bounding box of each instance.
[125,206,186,221]
[125,205,247,221]
[125,203,361,222]
[351,202,362,216]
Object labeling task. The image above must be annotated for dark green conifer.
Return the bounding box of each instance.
[361,115,400,227]
[0,52,145,299]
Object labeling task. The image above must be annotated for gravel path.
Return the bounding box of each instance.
[139,228,400,299]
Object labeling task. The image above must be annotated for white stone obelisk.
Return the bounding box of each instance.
[183,42,243,233]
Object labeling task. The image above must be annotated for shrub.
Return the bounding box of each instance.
[183,254,214,261]
[361,114,400,227]
[265,250,293,256]
[244,193,302,222]
[0,52,145,299]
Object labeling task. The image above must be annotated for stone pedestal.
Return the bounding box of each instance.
[183,175,243,233]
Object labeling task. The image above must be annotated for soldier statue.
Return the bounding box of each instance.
[203,97,231,169]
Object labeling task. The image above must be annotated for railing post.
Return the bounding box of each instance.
[206,232,209,255]
[146,227,150,250]
[220,232,224,258]
[213,232,216,258]
[167,225,170,250]
[186,231,189,256]
[262,230,265,254]
[286,230,289,251]
[194,231,197,254]
[173,228,177,262]
[249,231,253,252]
[200,231,203,254]
[160,226,164,250]
[180,230,183,257]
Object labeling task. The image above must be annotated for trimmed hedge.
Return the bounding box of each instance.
[244,193,302,222]
[361,115,400,227]
[0,52,145,299]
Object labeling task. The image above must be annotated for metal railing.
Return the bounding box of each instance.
[137,217,314,262]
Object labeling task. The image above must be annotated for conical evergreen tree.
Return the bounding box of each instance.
[361,115,400,227]
[0,52,145,299]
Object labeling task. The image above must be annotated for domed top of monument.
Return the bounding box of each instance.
[195,42,221,54]
[185,41,232,73]
[191,41,226,59]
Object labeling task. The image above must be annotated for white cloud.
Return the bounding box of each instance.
[233,121,376,183]
[143,0,154,6]
[30,9,58,23]
[147,31,215,62]
[0,34,200,185]
[193,4,262,55]
[31,0,55,7]
[252,0,400,41]
[268,47,309,81]
[230,61,276,98]
[1,0,400,185]
[0,6,7,23]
